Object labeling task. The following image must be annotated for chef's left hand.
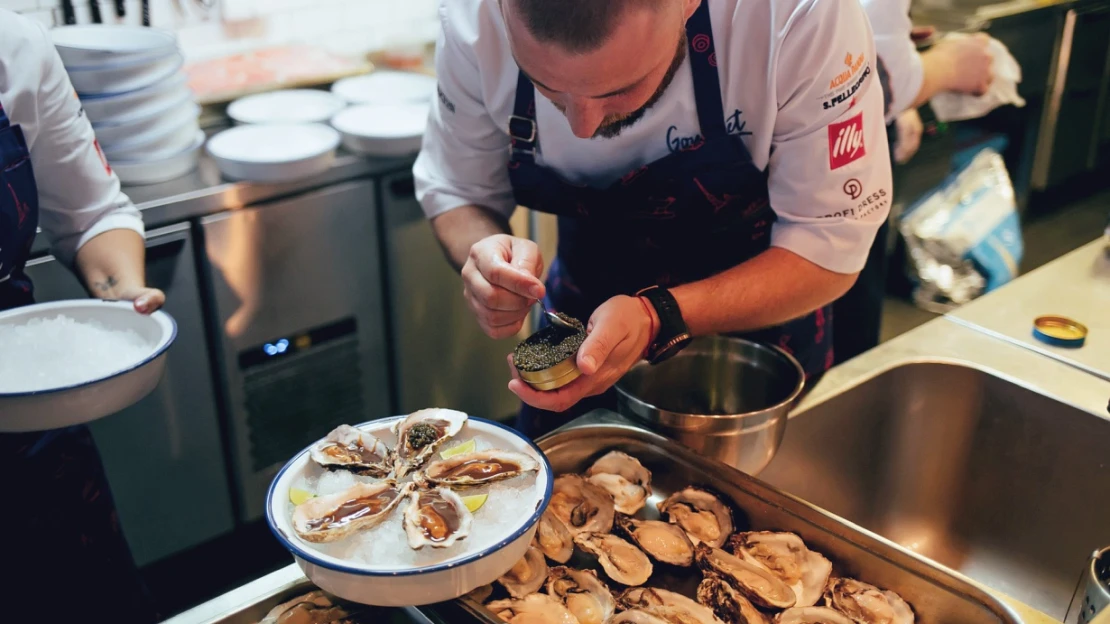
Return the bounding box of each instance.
[112,286,166,315]
[508,295,658,412]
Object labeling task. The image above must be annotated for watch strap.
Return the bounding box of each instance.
[637,286,691,363]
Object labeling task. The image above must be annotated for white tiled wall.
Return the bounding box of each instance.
[0,0,439,61]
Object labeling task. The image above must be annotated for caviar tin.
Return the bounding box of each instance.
[512,316,585,391]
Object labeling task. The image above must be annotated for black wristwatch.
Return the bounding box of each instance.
[637,286,692,364]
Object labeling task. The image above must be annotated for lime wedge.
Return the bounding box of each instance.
[440,439,477,460]
[461,493,488,513]
[289,488,315,506]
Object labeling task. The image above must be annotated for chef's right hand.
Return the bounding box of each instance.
[462,234,546,339]
[935,33,994,96]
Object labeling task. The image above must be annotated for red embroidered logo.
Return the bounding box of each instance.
[827,113,865,170]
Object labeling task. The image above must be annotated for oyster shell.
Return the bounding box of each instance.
[615,514,695,567]
[550,474,615,536]
[609,606,722,624]
[292,481,411,543]
[573,532,653,586]
[696,572,771,624]
[823,578,914,624]
[403,487,473,549]
[657,487,734,548]
[497,545,548,598]
[775,607,857,624]
[727,531,832,607]
[309,424,393,477]
[466,584,493,604]
[418,449,539,488]
[392,408,468,477]
[694,543,796,609]
[546,566,616,624]
[618,587,725,624]
[258,589,370,624]
[585,450,652,515]
[534,507,574,563]
[487,594,580,624]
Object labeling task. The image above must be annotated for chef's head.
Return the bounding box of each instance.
[501,0,698,139]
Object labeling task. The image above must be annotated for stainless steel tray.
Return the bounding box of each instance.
[424,410,1023,624]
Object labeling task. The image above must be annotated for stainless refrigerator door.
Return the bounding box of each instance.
[23,223,235,566]
[199,178,392,521]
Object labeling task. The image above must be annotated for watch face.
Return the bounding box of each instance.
[650,333,693,365]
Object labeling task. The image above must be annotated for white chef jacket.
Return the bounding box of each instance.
[0,10,144,267]
[414,0,893,275]
[862,0,922,123]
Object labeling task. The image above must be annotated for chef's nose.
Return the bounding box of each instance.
[563,98,605,139]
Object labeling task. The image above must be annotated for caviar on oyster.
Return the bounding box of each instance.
[309,424,394,477]
[585,450,653,515]
[547,566,617,624]
[292,482,412,543]
[657,487,735,549]
[574,532,654,586]
[727,531,833,608]
[513,313,585,372]
[497,544,548,598]
[402,487,473,549]
[391,408,468,478]
[618,587,725,624]
[417,449,539,488]
[549,474,615,536]
[616,513,696,567]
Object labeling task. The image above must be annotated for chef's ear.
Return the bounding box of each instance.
[681,0,702,21]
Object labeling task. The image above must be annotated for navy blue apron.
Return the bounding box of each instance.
[0,100,157,623]
[508,0,834,437]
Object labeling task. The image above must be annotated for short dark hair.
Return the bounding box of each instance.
[510,0,666,53]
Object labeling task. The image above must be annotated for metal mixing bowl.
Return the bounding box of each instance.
[615,336,804,475]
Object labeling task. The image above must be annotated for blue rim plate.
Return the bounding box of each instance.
[265,416,554,577]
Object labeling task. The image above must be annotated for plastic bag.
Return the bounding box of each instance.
[900,148,1023,312]
[930,35,1026,122]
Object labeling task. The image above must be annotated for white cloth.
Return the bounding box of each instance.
[0,10,144,266]
[860,0,923,123]
[414,0,893,274]
[929,34,1025,122]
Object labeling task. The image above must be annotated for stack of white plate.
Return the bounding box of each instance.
[52,25,203,186]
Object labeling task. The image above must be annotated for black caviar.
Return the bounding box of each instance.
[407,423,439,449]
[513,313,586,372]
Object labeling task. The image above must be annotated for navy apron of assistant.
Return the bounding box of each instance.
[506,0,834,438]
[0,99,156,623]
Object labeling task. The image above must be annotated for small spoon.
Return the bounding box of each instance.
[540,301,577,330]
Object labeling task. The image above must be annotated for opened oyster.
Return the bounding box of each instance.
[727,531,832,607]
[696,572,771,624]
[535,507,574,563]
[618,587,725,624]
[574,532,653,586]
[657,487,734,548]
[258,589,370,624]
[616,514,695,567]
[775,607,857,624]
[609,606,721,624]
[402,487,473,549]
[310,425,394,477]
[547,566,616,624]
[392,408,468,478]
[417,449,539,488]
[550,474,615,536]
[292,481,411,543]
[487,594,580,624]
[823,578,914,624]
[585,450,652,515]
[498,544,548,598]
[695,544,796,609]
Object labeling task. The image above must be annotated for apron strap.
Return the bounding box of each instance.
[685,0,727,140]
[509,74,539,163]
[0,100,10,131]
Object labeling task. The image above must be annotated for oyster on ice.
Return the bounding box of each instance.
[695,544,796,609]
[403,487,473,549]
[573,532,654,586]
[546,566,616,624]
[696,572,771,624]
[823,578,915,624]
[616,514,695,567]
[310,424,394,477]
[775,607,857,624]
[392,408,468,477]
[534,507,574,563]
[727,531,833,607]
[487,594,580,624]
[418,449,539,488]
[585,450,652,515]
[292,481,412,543]
[497,544,549,598]
[549,474,615,536]
[657,487,734,548]
[618,587,725,624]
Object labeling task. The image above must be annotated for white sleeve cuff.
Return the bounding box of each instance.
[770,219,880,275]
[54,210,145,266]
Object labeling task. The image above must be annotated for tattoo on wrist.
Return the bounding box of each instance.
[93,276,119,293]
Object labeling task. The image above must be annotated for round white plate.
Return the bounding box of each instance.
[52,25,178,68]
[331,71,436,105]
[81,71,190,124]
[110,131,205,186]
[92,96,197,146]
[330,103,429,157]
[228,89,348,125]
[206,123,340,183]
[67,51,183,96]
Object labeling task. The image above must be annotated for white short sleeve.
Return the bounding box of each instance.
[766,0,893,275]
[862,0,923,122]
[413,1,516,220]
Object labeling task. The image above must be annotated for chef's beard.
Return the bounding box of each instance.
[554,31,688,139]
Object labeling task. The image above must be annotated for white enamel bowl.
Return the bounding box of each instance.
[51,25,178,67]
[330,71,436,105]
[228,89,348,125]
[0,300,176,433]
[92,97,198,147]
[266,416,553,606]
[207,123,340,183]
[81,71,190,124]
[68,52,184,96]
[330,103,429,157]
[110,131,205,185]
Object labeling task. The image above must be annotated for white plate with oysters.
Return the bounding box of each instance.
[266,409,553,606]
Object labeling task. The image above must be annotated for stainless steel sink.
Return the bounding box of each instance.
[760,323,1110,622]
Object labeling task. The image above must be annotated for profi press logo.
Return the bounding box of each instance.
[828,113,865,170]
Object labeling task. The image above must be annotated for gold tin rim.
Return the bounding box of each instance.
[1033,315,1089,341]
[516,355,581,391]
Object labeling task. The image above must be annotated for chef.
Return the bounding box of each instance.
[414,0,893,436]
[1,10,163,623]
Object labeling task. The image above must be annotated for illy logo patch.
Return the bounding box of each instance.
[828,113,865,170]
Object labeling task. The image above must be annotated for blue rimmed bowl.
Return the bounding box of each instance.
[266,416,553,606]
